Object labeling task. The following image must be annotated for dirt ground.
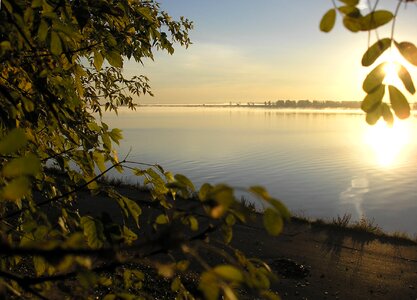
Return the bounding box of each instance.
[77,187,417,300]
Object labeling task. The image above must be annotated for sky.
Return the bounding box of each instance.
[124,0,417,104]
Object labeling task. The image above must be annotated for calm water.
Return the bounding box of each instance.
[103,107,417,234]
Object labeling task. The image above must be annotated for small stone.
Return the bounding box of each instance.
[409,285,414,289]
[324,291,328,295]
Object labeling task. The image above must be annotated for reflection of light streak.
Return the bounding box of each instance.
[363,120,411,167]
[340,177,369,217]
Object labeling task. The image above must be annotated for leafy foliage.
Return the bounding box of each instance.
[320,0,417,126]
[0,1,288,299]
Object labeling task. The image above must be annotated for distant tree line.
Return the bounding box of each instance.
[244,100,361,109]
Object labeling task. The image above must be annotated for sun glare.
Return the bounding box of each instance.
[383,62,402,86]
[363,120,411,167]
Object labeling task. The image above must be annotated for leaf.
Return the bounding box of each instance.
[188,216,199,231]
[397,64,415,94]
[395,41,417,66]
[123,197,142,228]
[263,208,283,236]
[109,128,123,145]
[361,38,391,67]
[249,186,270,200]
[2,154,41,177]
[388,85,410,119]
[80,216,105,249]
[361,84,385,113]
[365,103,382,125]
[338,6,361,17]
[1,177,31,201]
[174,174,195,192]
[0,128,27,154]
[343,16,362,32]
[320,9,336,33]
[338,0,359,5]
[50,31,62,55]
[33,256,46,276]
[269,198,291,220]
[106,50,123,68]
[381,103,394,126]
[93,51,104,71]
[37,19,49,42]
[363,63,386,93]
[213,265,243,282]
[360,10,393,31]
[199,272,219,300]
[199,183,212,201]
[155,214,169,225]
[92,151,106,172]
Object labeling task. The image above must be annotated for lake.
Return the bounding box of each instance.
[103,106,417,235]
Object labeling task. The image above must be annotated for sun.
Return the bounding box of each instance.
[363,119,411,167]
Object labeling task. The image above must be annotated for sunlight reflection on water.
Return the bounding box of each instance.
[103,107,417,233]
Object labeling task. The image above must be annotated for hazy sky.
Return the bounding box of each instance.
[124,1,417,104]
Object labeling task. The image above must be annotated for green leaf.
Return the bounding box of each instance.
[109,128,123,145]
[33,256,46,276]
[123,198,142,228]
[363,63,386,93]
[0,128,27,154]
[188,216,199,231]
[199,183,212,201]
[213,265,243,282]
[381,103,394,126]
[249,186,270,200]
[360,10,393,31]
[50,31,62,55]
[338,6,361,17]
[361,84,385,113]
[1,177,31,201]
[80,216,105,249]
[155,214,169,225]
[199,272,219,300]
[37,19,49,42]
[92,151,106,172]
[2,154,41,178]
[395,41,417,66]
[93,51,104,71]
[362,38,391,67]
[263,208,283,236]
[366,103,382,125]
[319,9,336,33]
[269,198,291,220]
[174,174,195,192]
[31,0,43,8]
[343,16,362,32]
[388,85,410,119]
[338,0,359,5]
[106,50,123,68]
[397,64,415,94]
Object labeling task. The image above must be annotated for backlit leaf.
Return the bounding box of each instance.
[249,186,270,200]
[155,214,169,224]
[1,177,31,201]
[92,151,106,172]
[213,265,243,282]
[395,41,417,66]
[81,216,105,249]
[360,10,393,31]
[2,154,41,177]
[106,50,123,68]
[338,0,359,5]
[320,9,336,33]
[381,103,394,126]
[343,16,362,32]
[362,38,391,67]
[124,197,142,228]
[388,85,410,119]
[0,128,27,154]
[397,64,415,94]
[263,208,283,236]
[174,174,195,192]
[93,51,104,71]
[363,63,386,93]
[366,103,382,125]
[361,84,385,113]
